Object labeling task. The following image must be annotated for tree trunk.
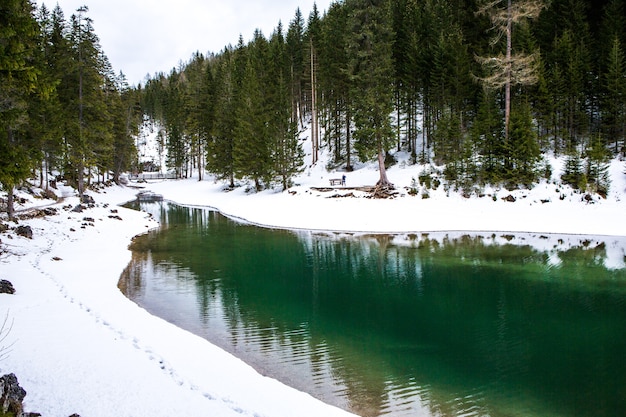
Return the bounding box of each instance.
[197,139,203,181]
[345,105,352,171]
[396,92,401,151]
[77,160,85,198]
[6,187,15,221]
[376,147,391,187]
[44,156,49,191]
[310,38,318,165]
[504,0,512,144]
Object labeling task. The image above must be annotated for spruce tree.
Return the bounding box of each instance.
[602,37,626,153]
[233,43,268,190]
[346,0,395,188]
[307,5,321,165]
[206,49,236,187]
[163,69,188,177]
[61,6,113,195]
[111,71,141,183]
[561,150,586,190]
[585,133,611,197]
[268,24,304,190]
[286,8,306,127]
[0,0,40,218]
[318,2,352,169]
[471,91,505,184]
[29,4,63,190]
[508,101,541,187]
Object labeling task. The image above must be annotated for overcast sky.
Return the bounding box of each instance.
[36,0,333,86]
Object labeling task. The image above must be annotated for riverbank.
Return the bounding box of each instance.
[143,156,626,236]
[1,156,625,416]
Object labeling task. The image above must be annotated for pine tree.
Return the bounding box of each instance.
[111,71,140,183]
[286,8,306,127]
[508,101,541,187]
[539,0,593,151]
[233,38,268,191]
[268,24,304,190]
[206,49,236,187]
[163,69,188,177]
[346,0,395,188]
[60,6,113,195]
[561,150,586,190]
[29,4,63,190]
[307,5,321,166]
[585,133,611,197]
[602,37,626,153]
[0,0,40,218]
[471,91,505,184]
[182,52,209,180]
[318,2,352,169]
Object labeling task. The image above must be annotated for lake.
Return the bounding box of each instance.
[119,201,626,417]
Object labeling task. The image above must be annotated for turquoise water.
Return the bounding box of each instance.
[120,201,626,417]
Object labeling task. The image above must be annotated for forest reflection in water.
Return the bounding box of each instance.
[119,201,626,417]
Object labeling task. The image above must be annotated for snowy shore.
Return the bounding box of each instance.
[1,157,626,417]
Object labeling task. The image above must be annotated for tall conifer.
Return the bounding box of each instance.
[0,0,40,218]
[346,0,395,187]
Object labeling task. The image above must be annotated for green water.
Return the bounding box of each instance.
[120,201,626,417]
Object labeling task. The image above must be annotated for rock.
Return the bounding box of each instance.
[0,222,7,233]
[0,280,15,294]
[40,188,58,201]
[71,205,84,213]
[82,217,95,223]
[0,373,27,417]
[502,194,516,202]
[81,194,95,204]
[42,207,58,216]
[15,225,33,239]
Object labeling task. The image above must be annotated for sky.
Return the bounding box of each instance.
[35,0,333,86]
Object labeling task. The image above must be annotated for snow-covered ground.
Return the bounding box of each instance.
[1,151,625,417]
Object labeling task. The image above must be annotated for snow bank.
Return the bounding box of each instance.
[144,156,626,237]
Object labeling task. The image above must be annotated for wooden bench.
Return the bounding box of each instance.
[329,178,343,186]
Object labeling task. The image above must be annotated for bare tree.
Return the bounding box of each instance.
[476,0,545,142]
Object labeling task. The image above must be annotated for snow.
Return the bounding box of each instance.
[1,150,626,417]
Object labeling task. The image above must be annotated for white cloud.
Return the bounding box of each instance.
[36,0,332,85]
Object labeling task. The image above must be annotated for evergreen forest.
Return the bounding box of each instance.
[2,0,626,217]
